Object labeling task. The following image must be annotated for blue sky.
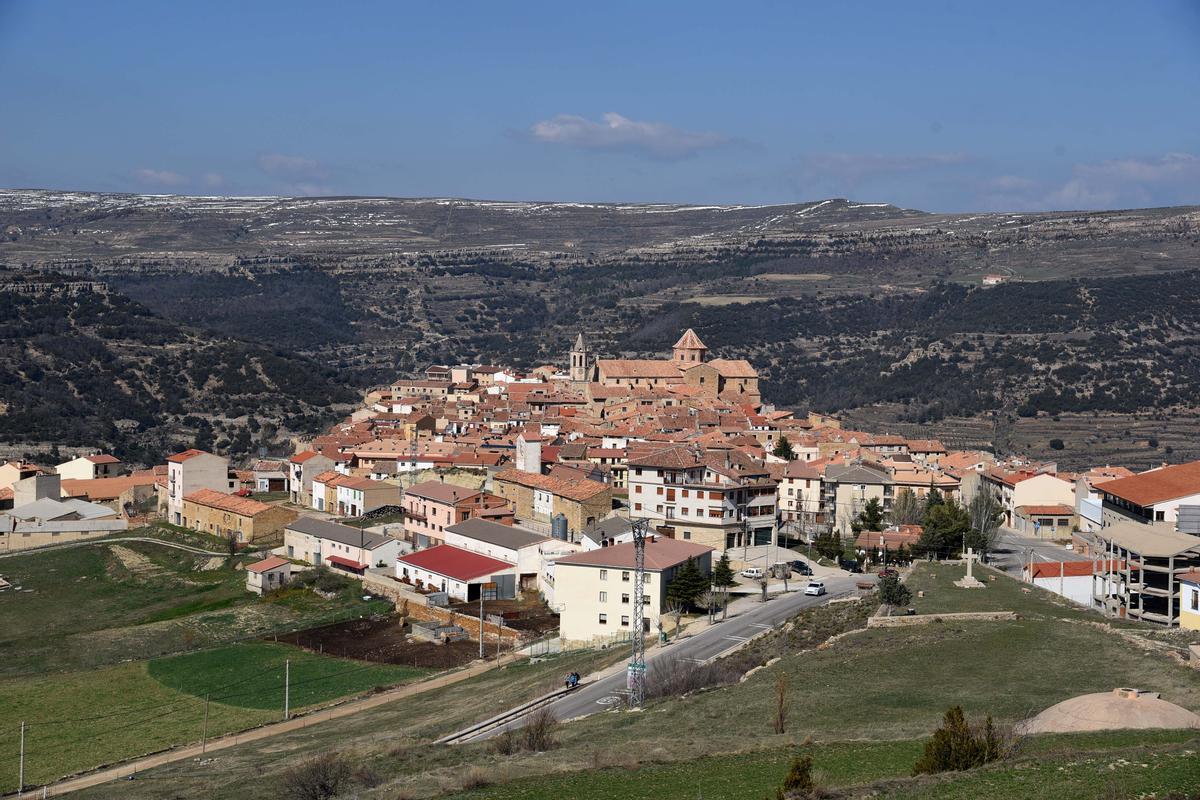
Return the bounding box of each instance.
[1,0,1198,211]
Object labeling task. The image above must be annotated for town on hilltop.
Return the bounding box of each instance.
[3,327,1200,798]
[5,328,1199,635]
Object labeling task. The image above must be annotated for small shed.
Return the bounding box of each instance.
[246,555,292,595]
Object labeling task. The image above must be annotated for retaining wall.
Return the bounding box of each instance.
[867,610,1018,628]
[362,571,522,644]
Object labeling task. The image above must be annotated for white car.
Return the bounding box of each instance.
[741,566,764,579]
[804,581,826,596]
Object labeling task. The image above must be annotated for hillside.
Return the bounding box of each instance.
[3,189,1200,464]
[0,275,355,463]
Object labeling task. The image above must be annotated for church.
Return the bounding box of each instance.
[568,329,761,405]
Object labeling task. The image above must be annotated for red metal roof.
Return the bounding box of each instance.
[396,544,513,582]
[327,554,367,570]
[1029,560,1124,580]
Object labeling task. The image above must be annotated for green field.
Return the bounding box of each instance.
[441,730,1200,800]
[46,563,1200,799]
[0,642,425,789]
[0,529,391,676]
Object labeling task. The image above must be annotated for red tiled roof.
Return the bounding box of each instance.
[290,451,322,463]
[493,468,609,502]
[396,544,514,581]
[167,449,214,463]
[85,454,121,464]
[554,537,712,571]
[1096,461,1200,507]
[184,488,273,516]
[1019,504,1074,516]
[673,328,707,350]
[1178,570,1200,586]
[247,556,290,573]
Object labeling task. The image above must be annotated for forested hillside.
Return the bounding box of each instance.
[0,279,355,463]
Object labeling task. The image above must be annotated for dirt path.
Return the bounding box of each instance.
[0,536,244,560]
[25,653,525,798]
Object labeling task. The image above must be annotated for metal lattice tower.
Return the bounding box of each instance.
[627,517,649,708]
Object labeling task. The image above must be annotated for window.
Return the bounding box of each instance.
[643,595,651,605]
[599,614,608,625]
[634,485,642,493]
[621,615,630,626]
[599,569,608,581]
[682,531,691,540]
[634,502,642,511]
[599,591,607,602]
[1192,589,1199,612]
[622,571,631,582]
[621,593,630,604]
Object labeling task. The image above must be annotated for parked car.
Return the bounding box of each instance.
[790,560,813,576]
[741,566,764,579]
[840,560,864,574]
[804,581,826,596]
[878,567,899,578]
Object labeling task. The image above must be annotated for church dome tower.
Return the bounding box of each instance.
[672,328,708,365]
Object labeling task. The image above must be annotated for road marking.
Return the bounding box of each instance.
[596,695,624,707]
[723,635,750,642]
[749,623,773,629]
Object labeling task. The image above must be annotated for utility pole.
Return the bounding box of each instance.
[201,694,210,754]
[18,720,24,798]
[627,518,649,709]
[283,659,290,720]
[478,594,484,659]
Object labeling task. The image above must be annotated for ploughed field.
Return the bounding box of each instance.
[275,617,483,669]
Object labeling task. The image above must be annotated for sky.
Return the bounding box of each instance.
[1,0,1198,211]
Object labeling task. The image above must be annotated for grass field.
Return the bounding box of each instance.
[0,530,390,676]
[50,564,1200,799]
[0,642,426,789]
[441,730,1200,799]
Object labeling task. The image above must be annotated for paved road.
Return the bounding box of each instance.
[478,572,868,736]
[990,530,1089,576]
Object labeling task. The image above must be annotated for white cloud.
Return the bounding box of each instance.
[529,112,733,160]
[132,168,188,187]
[254,153,332,196]
[978,153,1200,211]
[1044,153,1200,209]
[200,172,226,189]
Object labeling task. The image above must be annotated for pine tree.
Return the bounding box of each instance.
[666,556,709,610]
[711,552,736,619]
[772,435,796,461]
[858,497,885,532]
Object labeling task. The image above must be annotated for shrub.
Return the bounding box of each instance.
[522,706,559,752]
[644,655,740,700]
[912,706,1008,775]
[282,752,351,800]
[776,753,819,799]
[460,766,494,789]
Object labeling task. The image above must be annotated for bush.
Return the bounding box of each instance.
[644,655,740,700]
[1049,438,1065,450]
[521,706,559,752]
[291,566,351,595]
[489,707,560,755]
[777,753,819,799]
[912,706,1009,775]
[282,752,351,800]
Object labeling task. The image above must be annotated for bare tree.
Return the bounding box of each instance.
[224,530,239,557]
[891,488,923,526]
[698,590,720,624]
[773,670,789,734]
[665,601,685,640]
[966,489,1004,556]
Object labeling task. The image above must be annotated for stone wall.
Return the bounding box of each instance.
[866,610,1018,628]
[362,571,522,644]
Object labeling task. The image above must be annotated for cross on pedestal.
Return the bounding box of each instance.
[955,547,986,588]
